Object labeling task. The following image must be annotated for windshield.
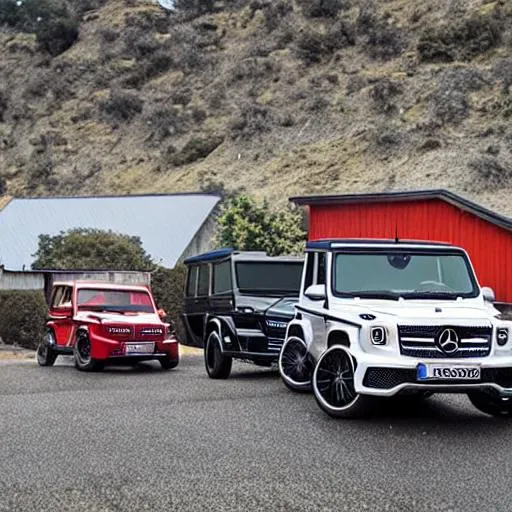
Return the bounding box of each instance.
[235,262,303,295]
[77,289,155,313]
[333,251,478,300]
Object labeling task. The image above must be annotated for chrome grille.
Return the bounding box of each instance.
[398,325,492,358]
[267,338,284,353]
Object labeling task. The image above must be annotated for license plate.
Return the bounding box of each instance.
[417,363,481,381]
[125,342,155,354]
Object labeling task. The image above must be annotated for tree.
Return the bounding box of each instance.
[215,194,306,256]
[31,228,155,270]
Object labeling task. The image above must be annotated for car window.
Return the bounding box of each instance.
[186,266,198,297]
[197,264,210,296]
[60,286,73,307]
[304,253,314,289]
[317,253,326,285]
[51,286,65,308]
[213,260,232,294]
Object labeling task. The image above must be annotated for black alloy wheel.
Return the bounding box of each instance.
[204,330,232,379]
[279,336,313,392]
[312,346,373,418]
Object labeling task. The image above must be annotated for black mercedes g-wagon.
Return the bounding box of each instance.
[183,249,304,378]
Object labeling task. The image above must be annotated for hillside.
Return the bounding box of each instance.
[1,0,512,213]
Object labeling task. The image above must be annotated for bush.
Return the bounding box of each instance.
[0,89,7,122]
[370,78,402,114]
[216,194,306,256]
[99,89,143,123]
[150,265,187,343]
[429,68,485,125]
[469,156,512,191]
[32,229,155,271]
[35,15,79,56]
[298,0,347,18]
[357,4,404,59]
[295,20,355,64]
[0,291,48,349]
[230,103,274,139]
[0,0,79,56]
[145,106,187,142]
[261,0,293,32]
[418,14,503,63]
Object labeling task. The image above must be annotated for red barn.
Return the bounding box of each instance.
[290,189,512,303]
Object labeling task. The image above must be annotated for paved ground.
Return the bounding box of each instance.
[1,351,511,512]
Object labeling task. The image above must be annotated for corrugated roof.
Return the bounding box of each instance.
[0,193,220,270]
[290,189,512,232]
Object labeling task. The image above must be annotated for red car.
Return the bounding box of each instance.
[36,281,179,371]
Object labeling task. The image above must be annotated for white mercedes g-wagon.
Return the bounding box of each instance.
[278,239,512,418]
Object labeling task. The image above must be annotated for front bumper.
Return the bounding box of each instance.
[89,333,179,361]
[353,353,512,397]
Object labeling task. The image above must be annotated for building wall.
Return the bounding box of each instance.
[178,213,217,264]
[308,199,512,302]
[0,268,45,290]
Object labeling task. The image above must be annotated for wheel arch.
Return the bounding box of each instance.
[205,316,239,351]
[327,330,351,348]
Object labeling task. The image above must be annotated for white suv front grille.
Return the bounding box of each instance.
[398,325,492,358]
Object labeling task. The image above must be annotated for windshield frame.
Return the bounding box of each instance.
[76,288,156,314]
[234,261,303,296]
[330,248,480,300]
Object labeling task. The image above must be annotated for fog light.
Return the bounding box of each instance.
[497,328,509,346]
[371,327,386,345]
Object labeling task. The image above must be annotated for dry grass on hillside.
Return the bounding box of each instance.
[0,0,512,214]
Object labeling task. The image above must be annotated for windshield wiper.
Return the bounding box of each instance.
[337,291,400,300]
[401,291,461,300]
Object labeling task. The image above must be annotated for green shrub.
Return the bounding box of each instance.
[0,290,48,349]
[216,194,306,256]
[150,266,187,343]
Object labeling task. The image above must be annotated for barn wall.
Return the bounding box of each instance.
[0,268,45,290]
[308,199,512,302]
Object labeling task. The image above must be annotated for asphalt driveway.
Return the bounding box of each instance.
[0,352,511,511]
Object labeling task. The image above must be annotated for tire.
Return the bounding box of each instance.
[73,331,104,372]
[36,330,58,367]
[312,346,373,419]
[468,390,512,417]
[279,336,314,392]
[204,330,232,379]
[160,356,179,370]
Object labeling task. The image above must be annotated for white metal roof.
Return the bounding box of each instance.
[0,193,220,270]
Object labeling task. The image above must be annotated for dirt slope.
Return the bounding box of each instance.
[1,0,512,213]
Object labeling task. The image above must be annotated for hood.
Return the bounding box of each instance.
[266,297,299,319]
[329,298,498,325]
[236,295,298,314]
[74,311,162,325]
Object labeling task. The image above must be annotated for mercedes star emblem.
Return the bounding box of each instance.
[437,328,459,354]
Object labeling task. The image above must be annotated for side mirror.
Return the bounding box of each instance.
[158,308,168,320]
[482,287,495,303]
[304,284,326,301]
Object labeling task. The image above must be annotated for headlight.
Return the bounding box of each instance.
[497,328,509,346]
[370,327,386,345]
